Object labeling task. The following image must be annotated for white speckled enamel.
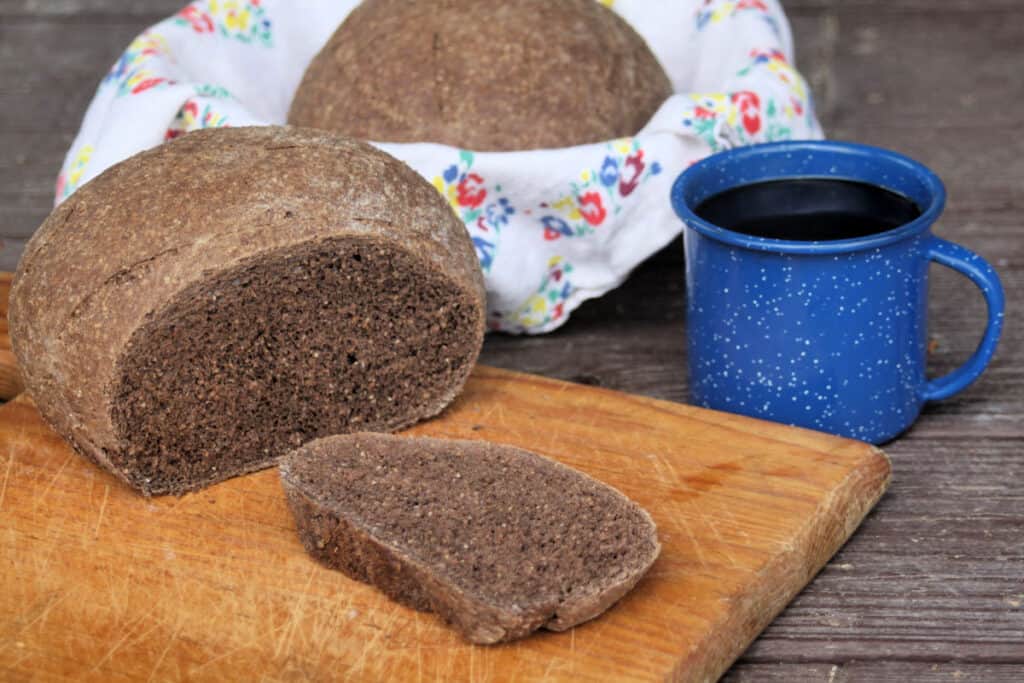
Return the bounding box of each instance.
[672,141,1005,444]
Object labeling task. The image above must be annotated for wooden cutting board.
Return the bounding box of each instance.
[0,273,22,401]
[0,274,890,682]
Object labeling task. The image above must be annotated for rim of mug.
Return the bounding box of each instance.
[670,140,947,254]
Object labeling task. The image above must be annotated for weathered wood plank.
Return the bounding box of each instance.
[0,21,144,134]
[724,662,1024,682]
[0,132,75,234]
[482,292,1024,665]
[748,518,1024,660]
[789,0,1023,11]
[0,17,165,269]
[725,6,1024,674]
[0,0,177,20]
[0,1,1022,679]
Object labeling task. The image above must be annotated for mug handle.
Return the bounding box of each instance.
[921,237,1005,401]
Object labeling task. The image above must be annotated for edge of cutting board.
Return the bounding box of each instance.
[0,373,890,682]
[0,270,891,680]
[0,272,23,400]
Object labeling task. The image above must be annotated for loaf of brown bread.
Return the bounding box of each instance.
[9,126,486,496]
[279,433,661,644]
[288,0,672,151]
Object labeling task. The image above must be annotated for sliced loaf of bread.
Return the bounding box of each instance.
[9,127,485,496]
[279,433,660,644]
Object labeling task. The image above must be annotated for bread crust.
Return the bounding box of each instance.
[288,0,673,150]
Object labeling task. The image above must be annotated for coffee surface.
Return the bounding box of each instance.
[695,178,922,241]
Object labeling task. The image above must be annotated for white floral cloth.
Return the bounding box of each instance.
[56,0,822,333]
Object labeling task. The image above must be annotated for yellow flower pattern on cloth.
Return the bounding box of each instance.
[105,32,175,96]
[54,146,93,203]
[681,49,815,151]
[697,0,773,30]
[504,257,576,332]
[53,0,822,334]
[539,137,663,242]
[165,98,230,141]
[174,0,273,46]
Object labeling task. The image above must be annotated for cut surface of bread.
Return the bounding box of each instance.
[288,0,672,151]
[9,127,485,496]
[279,433,661,644]
[110,236,480,494]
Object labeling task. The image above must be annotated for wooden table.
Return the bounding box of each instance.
[1,1,1021,680]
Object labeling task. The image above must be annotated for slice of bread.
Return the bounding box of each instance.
[279,433,660,644]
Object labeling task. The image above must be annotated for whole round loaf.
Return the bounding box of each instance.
[9,126,486,496]
[288,0,673,151]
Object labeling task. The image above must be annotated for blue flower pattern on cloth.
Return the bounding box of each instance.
[432,151,515,277]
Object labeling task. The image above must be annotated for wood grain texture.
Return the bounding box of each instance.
[725,662,1024,682]
[0,368,889,682]
[738,7,1024,678]
[0,273,23,399]
[483,7,1024,678]
[0,0,181,19]
[2,1,1024,680]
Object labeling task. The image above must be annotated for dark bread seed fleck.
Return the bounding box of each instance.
[279,433,661,644]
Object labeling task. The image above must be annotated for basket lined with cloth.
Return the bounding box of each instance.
[53,0,822,334]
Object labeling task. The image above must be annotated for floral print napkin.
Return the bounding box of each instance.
[56,0,821,333]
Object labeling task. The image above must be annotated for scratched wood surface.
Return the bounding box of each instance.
[0,273,21,400]
[2,1,1023,681]
[0,365,888,682]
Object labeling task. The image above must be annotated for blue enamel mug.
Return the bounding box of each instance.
[670,141,1005,443]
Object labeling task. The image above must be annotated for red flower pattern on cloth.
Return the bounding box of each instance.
[174,1,273,46]
[131,77,170,95]
[539,139,663,242]
[731,90,761,135]
[619,150,647,197]
[432,151,515,275]
[577,192,607,226]
[697,0,774,31]
[56,0,822,335]
[681,50,813,152]
[179,6,216,33]
[164,96,230,140]
[104,32,177,97]
[456,173,487,209]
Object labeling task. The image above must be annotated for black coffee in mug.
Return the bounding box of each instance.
[694,178,923,241]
